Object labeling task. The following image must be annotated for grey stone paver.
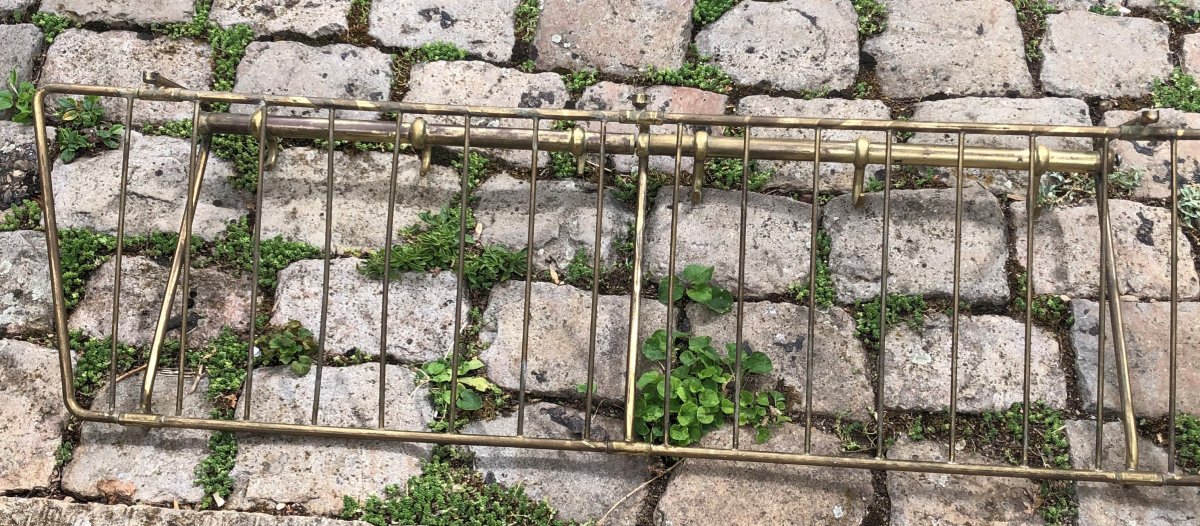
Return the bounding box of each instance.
[230,364,434,516]
[686,301,874,417]
[464,403,655,525]
[69,256,252,347]
[1047,0,1120,10]
[40,0,194,25]
[1040,12,1171,98]
[478,281,668,400]
[735,96,890,193]
[532,0,691,76]
[1184,33,1200,77]
[0,121,43,209]
[886,438,1044,525]
[1066,420,1200,525]
[1011,200,1200,301]
[40,30,213,124]
[0,497,373,526]
[696,0,858,93]
[0,0,35,15]
[232,41,392,120]
[1071,300,1200,418]
[370,0,517,61]
[644,187,813,297]
[0,24,43,84]
[884,314,1068,412]
[211,0,352,38]
[824,187,1010,305]
[49,132,249,240]
[655,424,874,524]
[0,340,64,492]
[0,230,52,336]
[474,173,635,270]
[863,0,1034,98]
[271,258,466,363]
[1100,109,1200,200]
[259,147,460,251]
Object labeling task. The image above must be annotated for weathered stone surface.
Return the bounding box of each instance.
[644,188,813,297]
[1066,420,1200,525]
[211,0,352,38]
[40,30,212,124]
[532,0,691,76]
[886,438,1044,525]
[50,132,248,239]
[0,340,65,492]
[1100,109,1200,200]
[1047,0,1121,10]
[369,0,517,61]
[0,0,35,15]
[575,82,728,174]
[260,148,459,251]
[1127,0,1200,16]
[232,41,391,120]
[464,403,654,525]
[474,174,635,270]
[1040,12,1171,98]
[655,424,874,524]
[0,121,44,209]
[825,187,1010,305]
[698,0,857,92]
[863,0,1034,98]
[735,96,890,193]
[0,24,43,83]
[479,281,668,400]
[1071,300,1200,418]
[70,256,252,347]
[909,97,1093,194]
[40,0,193,25]
[62,374,211,504]
[686,302,874,416]
[1185,33,1200,77]
[229,364,433,515]
[0,497,373,526]
[0,230,52,336]
[404,61,568,167]
[272,258,466,363]
[1011,200,1200,301]
[885,314,1067,412]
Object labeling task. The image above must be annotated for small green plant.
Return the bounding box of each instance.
[0,70,36,124]
[209,25,255,94]
[31,12,72,43]
[349,0,372,27]
[514,0,541,43]
[420,358,495,412]
[798,87,831,100]
[70,331,140,399]
[907,414,927,440]
[209,217,322,292]
[788,230,835,308]
[1025,39,1043,62]
[1180,183,1200,230]
[852,0,887,36]
[562,69,599,95]
[516,59,536,73]
[256,320,318,376]
[0,199,41,231]
[55,441,75,467]
[563,248,594,285]
[1088,2,1121,15]
[58,229,118,310]
[658,264,734,314]
[55,128,90,163]
[412,41,469,62]
[56,96,105,128]
[703,157,772,192]
[1178,413,1200,473]
[189,328,252,509]
[449,151,490,190]
[854,293,926,350]
[1152,68,1200,112]
[693,0,735,25]
[1037,169,1141,210]
[51,96,125,162]
[852,81,873,99]
[1157,0,1200,25]
[1013,272,1073,329]
[643,54,733,94]
[1012,0,1057,62]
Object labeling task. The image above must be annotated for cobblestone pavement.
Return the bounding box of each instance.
[2,0,1200,524]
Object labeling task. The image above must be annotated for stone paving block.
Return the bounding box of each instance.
[272,258,466,363]
[260,147,459,251]
[532,0,691,76]
[685,302,874,417]
[575,82,728,174]
[695,0,858,92]
[1047,0,1120,10]
[0,121,43,209]
[644,188,813,298]
[863,0,1034,98]
[1184,33,1200,77]
[1100,109,1200,200]
[50,132,249,240]
[886,438,1044,525]
[69,256,252,347]
[0,340,65,492]
[1040,12,1171,98]
[40,30,212,124]
[909,97,1093,195]
[1066,420,1200,525]
[1011,200,1200,301]
[884,314,1067,412]
[478,281,668,400]
[0,230,52,336]
[211,0,352,38]
[62,374,211,504]
[824,187,1010,305]
[735,96,890,193]
[463,403,655,525]
[0,0,35,15]
[369,0,517,61]
[0,497,374,526]
[655,424,874,524]
[1071,300,1200,418]
[230,364,434,516]
[403,61,568,168]
[40,0,194,25]
[232,41,391,120]
[0,24,43,83]
[474,173,635,270]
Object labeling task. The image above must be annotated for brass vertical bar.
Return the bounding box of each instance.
[1094,140,1110,469]
[447,116,472,430]
[1022,135,1036,466]
[661,124,684,445]
[1098,157,1139,470]
[584,121,608,441]
[948,131,966,463]
[517,117,540,436]
[731,128,752,451]
[311,109,336,425]
[1168,138,1180,473]
[377,112,405,429]
[243,104,270,420]
[624,119,652,442]
[805,130,822,454]
[874,131,893,460]
[108,95,134,412]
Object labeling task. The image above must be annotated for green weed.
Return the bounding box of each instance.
[657,263,734,314]
[693,0,735,25]
[0,69,37,124]
[788,230,835,308]
[411,41,469,62]
[1013,272,1074,330]
[854,293,926,350]
[703,157,772,192]
[58,229,118,311]
[1152,68,1200,112]
[31,12,72,43]
[1178,413,1200,473]
[562,69,599,95]
[1088,2,1120,15]
[514,0,541,43]
[1037,169,1141,210]
[853,0,887,36]
[0,199,41,231]
[450,151,490,190]
[1156,0,1200,25]
[1180,183,1200,231]
[643,54,733,94]
[209,216,322,292]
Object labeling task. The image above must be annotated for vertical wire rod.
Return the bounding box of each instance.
[311,109,336,425]
[447,116,472,430]
[804,130,822,454]
[662,124,684,446]
[1168,138,1180,472]
[948,131,966,463]
[584,121,607,441]
[1094,140,1110,469]
[377,111,406,429]
[1021,135,1036,467]
[624,120,651,441]
[243,103,271,421]
[108,95,134,412]
[731,128,752,451]
[874,131,893,460]
[517,117,540,436]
